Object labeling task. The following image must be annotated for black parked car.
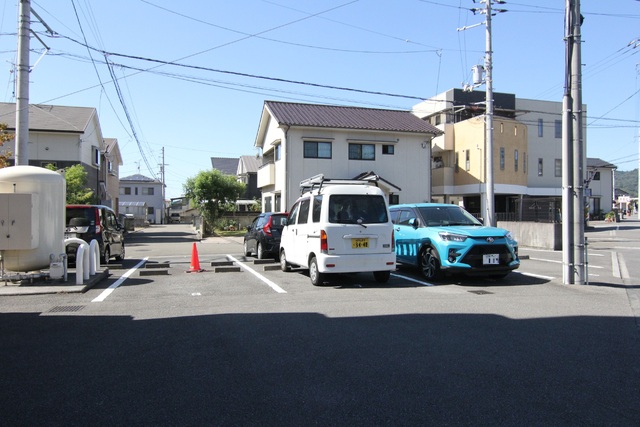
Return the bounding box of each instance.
[65,205,126,264]
[243,212,288,260]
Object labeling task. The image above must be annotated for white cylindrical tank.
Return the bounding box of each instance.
[0,166,66,271]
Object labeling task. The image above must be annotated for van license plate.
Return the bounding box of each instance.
[352,238,369,249]
[483,254,499,265]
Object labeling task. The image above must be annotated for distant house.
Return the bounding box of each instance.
[119,174,164,224]
[586,157,616,217]
[0,102,121,208]
[254,100,442,212]
[211,155,261,211]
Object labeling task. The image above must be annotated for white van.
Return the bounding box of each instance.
[279,175,396,286]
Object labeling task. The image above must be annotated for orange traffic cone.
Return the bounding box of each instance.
[187,242,204,273]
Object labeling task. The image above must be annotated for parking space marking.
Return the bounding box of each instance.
[529,257,603,269]
[92,257,148,302]
[227,255,287,294]
[518,271,555,281]
[390,273,434,287]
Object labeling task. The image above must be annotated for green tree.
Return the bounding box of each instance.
[0,123,13,168]
[183,169,246,235]
[63,164,95,204]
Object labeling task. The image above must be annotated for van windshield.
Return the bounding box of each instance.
[329,195,388,224]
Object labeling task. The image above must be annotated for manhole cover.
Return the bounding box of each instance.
[468,290,493,295]
[48,305,85,313]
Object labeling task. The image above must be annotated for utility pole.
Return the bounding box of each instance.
[562,0,585,285]
[15,0,31,165]
[484,0,495,226]
[458,0,506,226]
[160,147,166,224]
[571,0,585,286]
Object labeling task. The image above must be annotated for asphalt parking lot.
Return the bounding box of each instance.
[1,220,639,425]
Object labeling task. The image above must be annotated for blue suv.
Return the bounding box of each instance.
[389,203,519,280]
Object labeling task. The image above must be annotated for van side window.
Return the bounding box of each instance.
[288,202,301,225]
[312,195,322,223]
[298,198,311,225]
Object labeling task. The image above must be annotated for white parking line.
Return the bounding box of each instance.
[390,273,434,286]
[92,257,148,302]
[529,257,603,269]
[227,255,287,294]
[518,271,555,280]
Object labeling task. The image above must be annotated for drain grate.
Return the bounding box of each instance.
[48,305,85,313]
[468,290,493,295]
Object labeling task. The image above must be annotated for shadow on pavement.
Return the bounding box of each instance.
[1,311,638,425]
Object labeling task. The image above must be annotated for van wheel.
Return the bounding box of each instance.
[257,243,264,259]
[373,270,391,283]
[102,246,110,265]
[420,247,441,280]
[309,257,325,286]
[280,250,291,272]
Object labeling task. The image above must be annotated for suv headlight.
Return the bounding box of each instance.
[438,232,467,242]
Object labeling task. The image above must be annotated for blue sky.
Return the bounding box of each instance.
[1,0,639,199]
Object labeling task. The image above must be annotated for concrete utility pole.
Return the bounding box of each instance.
[562,0,585,285]
[160,147,166,224]
[458,1,505,226]
[484,0,495,227]
[15,0,31,165]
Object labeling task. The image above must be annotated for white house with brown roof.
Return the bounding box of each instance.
[254,101,442,213]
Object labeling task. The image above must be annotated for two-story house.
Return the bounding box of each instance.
[119,174,164,224]
[254,101,442,212]
[0,102,121,207]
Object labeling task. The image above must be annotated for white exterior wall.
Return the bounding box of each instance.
[264,126,431,211]
[516,98,587,195]
[119,181,164,223]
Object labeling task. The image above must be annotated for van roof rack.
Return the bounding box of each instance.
[299,173,379,193]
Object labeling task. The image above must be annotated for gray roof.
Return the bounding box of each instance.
[211,157,239,175]
[239,155,261,173]
[264,101,442,135]
[587,158,617,169]
[0,102,96,133]
[120,174,160,183]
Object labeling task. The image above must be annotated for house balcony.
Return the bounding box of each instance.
[257,162,275,188]
[432,123,454,152]
[432,166,454,189]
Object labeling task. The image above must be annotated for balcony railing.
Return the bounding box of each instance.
[257,162,275,187]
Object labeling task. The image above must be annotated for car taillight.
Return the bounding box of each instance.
[320,230,328,253]
[95,209,102,234]
[264,216,273,236]
[391,229,395,251]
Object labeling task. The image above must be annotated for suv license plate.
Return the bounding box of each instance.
[483,254,499,265]
[352,238,369,249]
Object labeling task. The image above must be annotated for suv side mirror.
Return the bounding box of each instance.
[408,218,419,228]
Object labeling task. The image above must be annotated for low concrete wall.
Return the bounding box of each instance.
[498,221,562,250]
